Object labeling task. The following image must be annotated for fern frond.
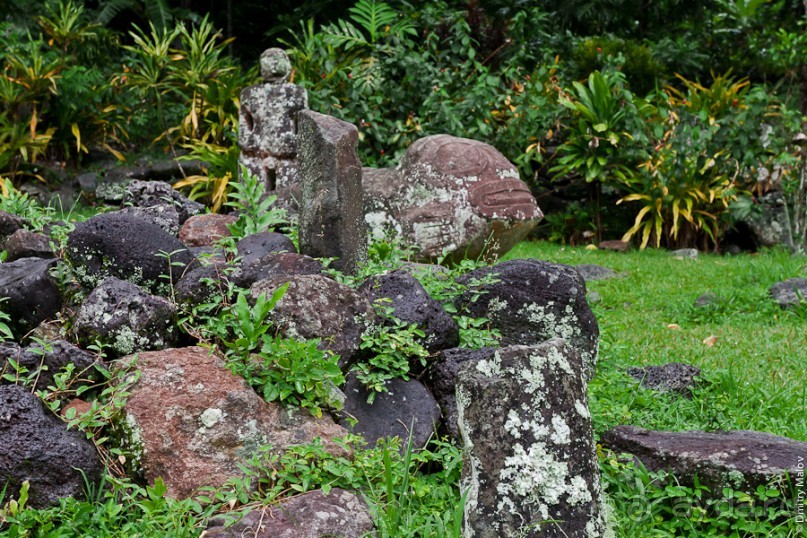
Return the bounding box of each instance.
[96,0,134,26]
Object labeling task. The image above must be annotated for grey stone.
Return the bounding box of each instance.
[116,347,347,498]
[0,210,26,243]
[574,264,618,282]
[259,48,292,83]
[249,274,374,370]
[205,488,374,538]
[601,426,807,492]
[297,110,367,275]
[73,277,178,358]
[0,384,103,508]
[626,362,701,395]
[4,229,54,261]
[363,135,543,262]
[769,277,807,307]
[338,373,441,450]
[670,248,698,258]
[122,180,204,224]
[457,340,607,537]
[76,172,98,194]
[0,340,100,391]
[456,258,599,379]
[587,291,602,305]
[694,292,720,308]
[0,257,62,338]
[66,211,194,293]
[358,270,458,356]
[598,240,629,252]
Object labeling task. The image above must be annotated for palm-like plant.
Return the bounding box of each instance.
[96,0,173,32]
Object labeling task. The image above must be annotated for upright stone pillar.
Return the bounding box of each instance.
[456,339,608,538]
[238,48,307,190]
[297,110,367,275]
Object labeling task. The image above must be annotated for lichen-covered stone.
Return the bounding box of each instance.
[122,179,204,224]
[119,205,181,236]
[259,47,292,83]
[297,110,367,275]
[363,135,543,262]
[249,274,375,370]
[205,488,374,538]
[4,229,54,261]
[0,257,62,338]
[116,347,347,498]
[338,373,441,450]
[456,258,599,379]
[0,384,103,508]
[73,277,178,358]
[358,270,458,356]
[239,83,307,160]
[769,277,807,308]
[601,426,807,493]
[456,340,607,537]
[66,211,194,293]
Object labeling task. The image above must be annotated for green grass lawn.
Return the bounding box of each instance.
[505,241,807,536]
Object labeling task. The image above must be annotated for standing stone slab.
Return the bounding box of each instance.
[457,340,607,538]
[297,110,367,275]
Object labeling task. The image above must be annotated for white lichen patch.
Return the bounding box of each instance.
[550,416,571,445]
[520,303,582,344]
[575,400,591,419]
[497,441,592,518]
[200,408,224,428]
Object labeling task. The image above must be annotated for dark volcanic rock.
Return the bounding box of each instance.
[601,426,807,492]
[235,251,324,288]
[626,362,701,395]
[0,340,99,391]
[73,278,178,358]
[66,211,194,293]
[0,384,103,508]
[205,488,374,538]
[249,274,375,369]
[0,257,62,338]
[118,205,181,236]
[456,258,599,379]
[426,347,496,439]
[456,340,607,537]
[359,270,459,356]
[237,232,297,264]
[338,373,441,450]
[175,262,234,306]
[4,229,54,261]
[0,210,26,243]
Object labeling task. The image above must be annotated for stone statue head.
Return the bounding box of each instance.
[260,48,292,83]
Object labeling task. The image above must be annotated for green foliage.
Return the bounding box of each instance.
[97,0,174,32]
[224,165,289,239]
[573,36,665,95]
[355,300,429,402]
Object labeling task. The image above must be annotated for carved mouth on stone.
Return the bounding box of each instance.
[469,179,542,219]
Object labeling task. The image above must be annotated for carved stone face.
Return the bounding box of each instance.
[259,48,291,83]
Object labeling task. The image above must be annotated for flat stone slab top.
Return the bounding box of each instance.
[601,426,807,491]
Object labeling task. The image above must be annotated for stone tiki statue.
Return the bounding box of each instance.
[238,48,307,190]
